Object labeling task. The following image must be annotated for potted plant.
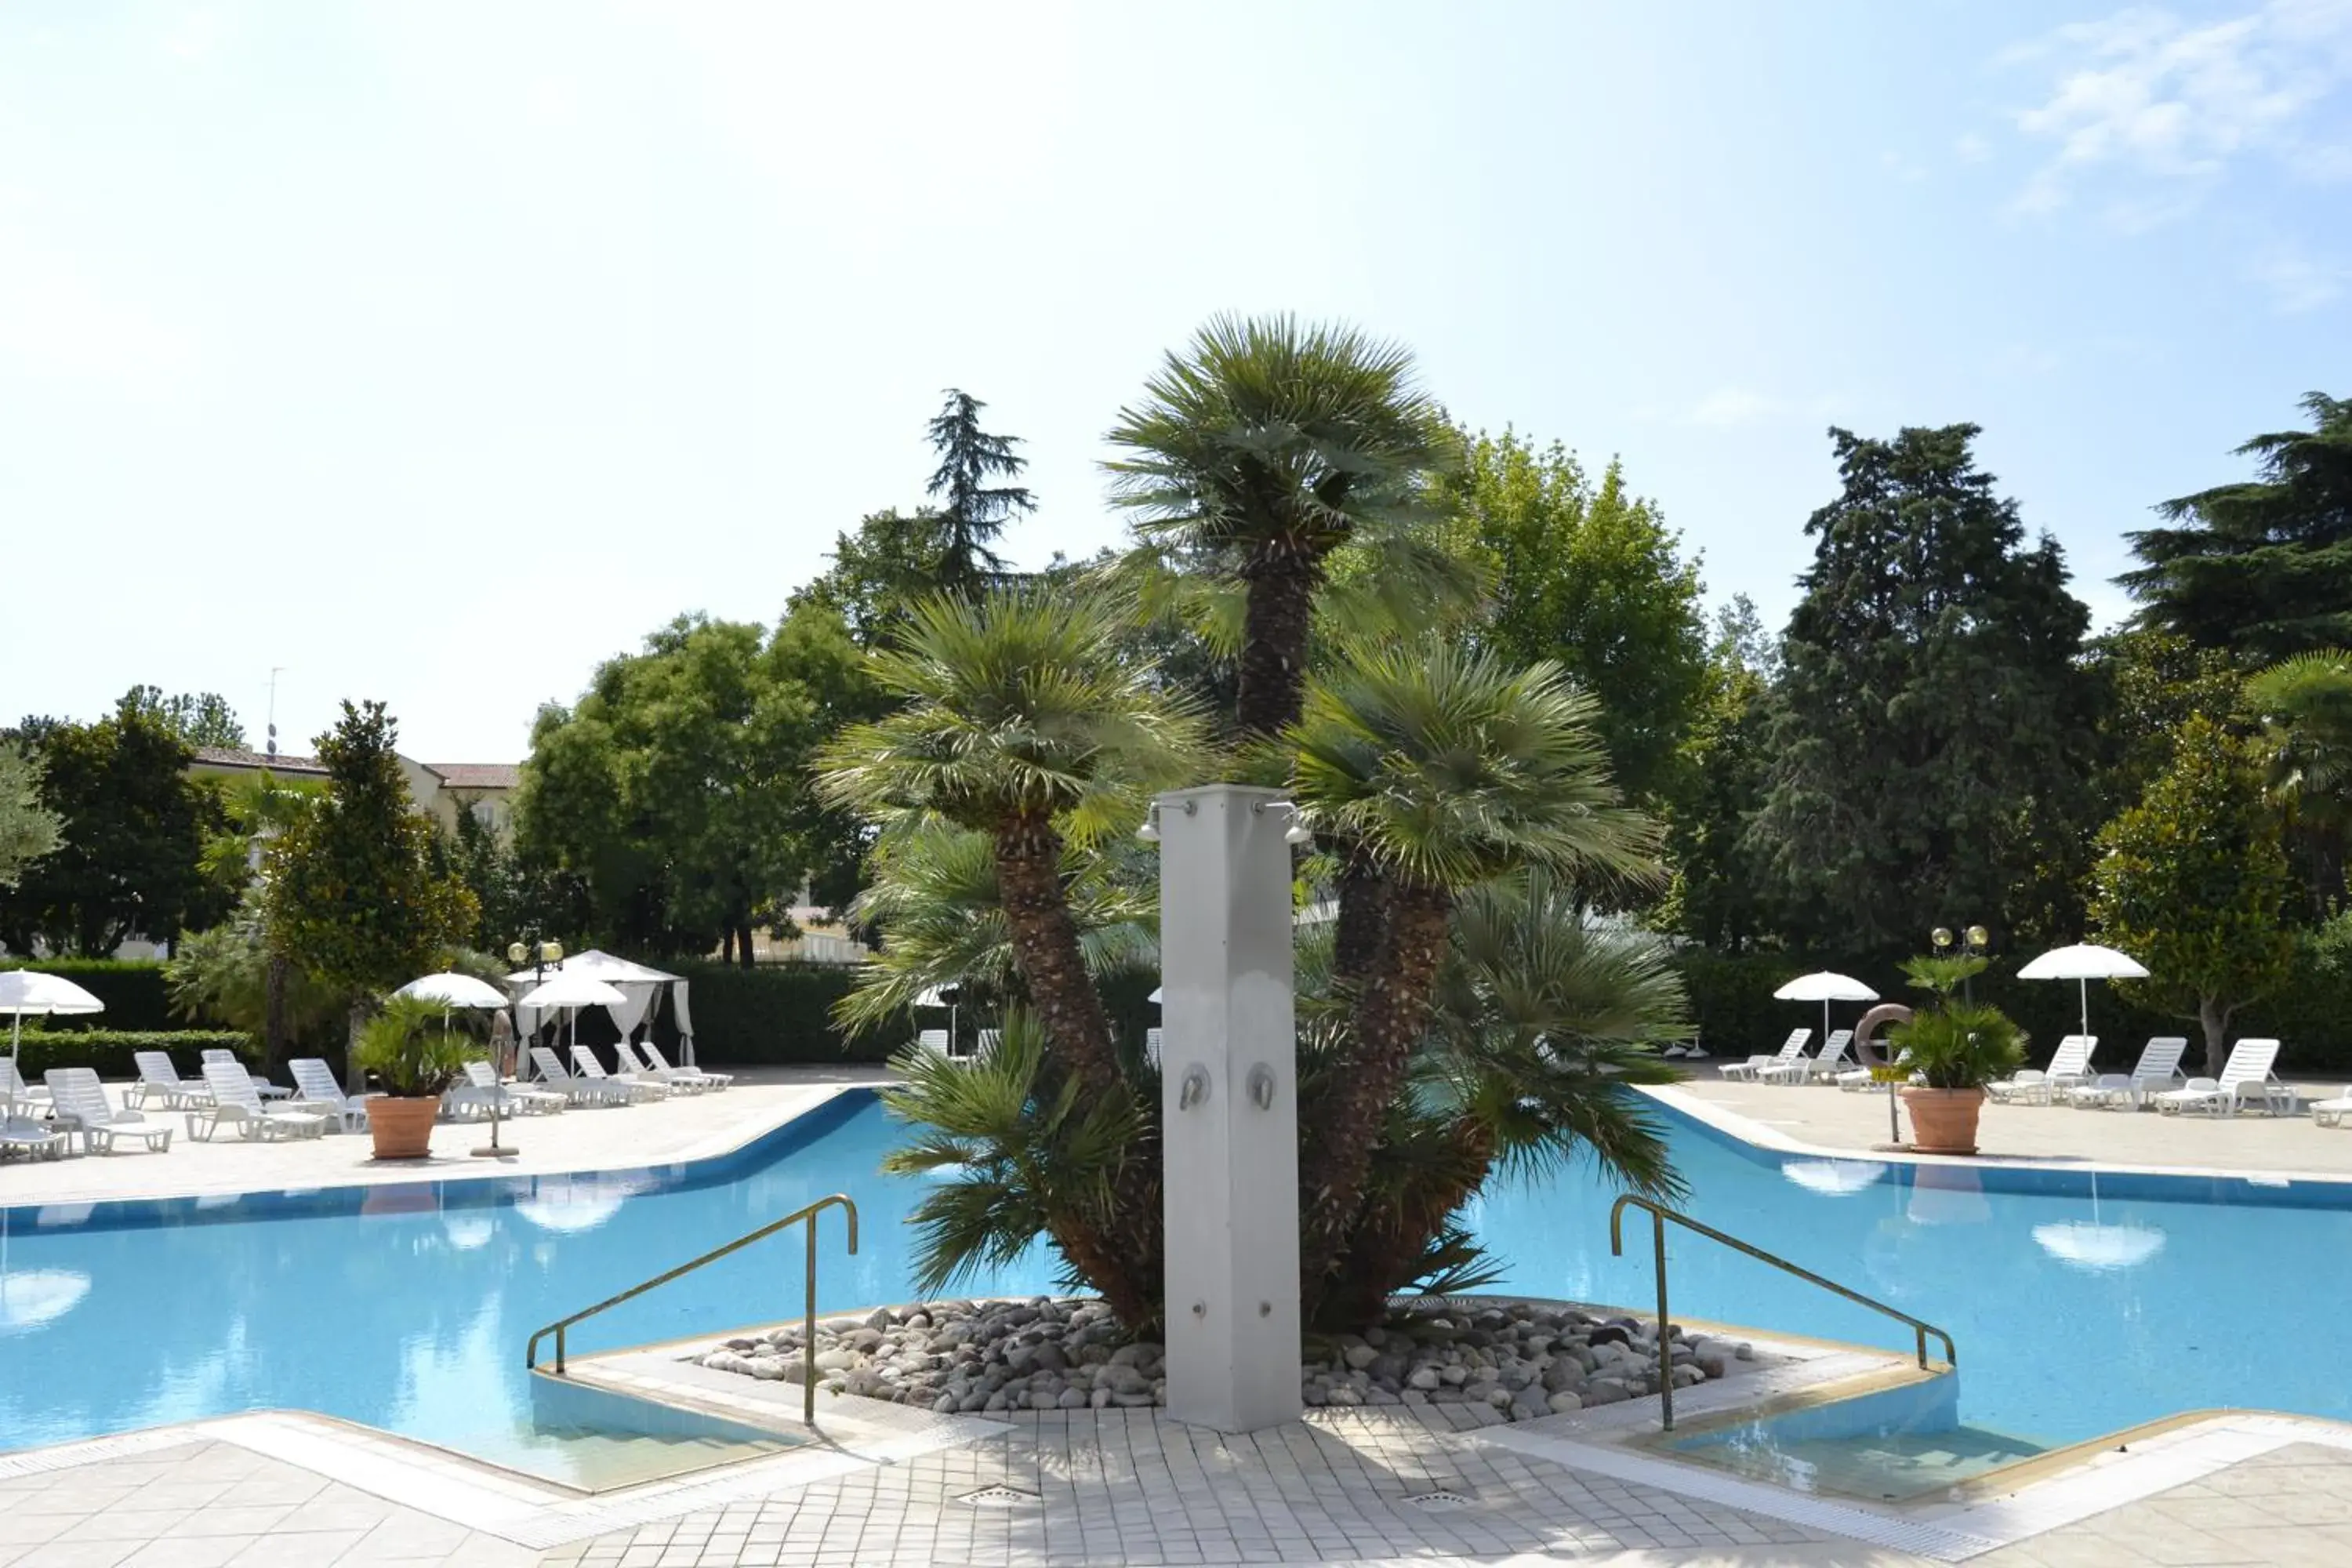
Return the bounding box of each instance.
[1890,956,2025,1155]
[354,995,478,1160]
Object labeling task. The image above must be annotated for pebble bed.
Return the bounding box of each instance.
[692,1296,1755,1421]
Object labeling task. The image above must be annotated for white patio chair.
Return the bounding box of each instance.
[528,1046,631,1105]
[449,1059,565,1117]
[0,1115,68,1160]
[622,1037,729,1092]
[130,1051,208,1110]
[1988,1036,2096,1105]
[0,1058,52,1114]
[289,1058,379,1133]
[43,1068,174,1154]
[974,1028,1002,1062]
[1764,1029,1853,1084]
[1719,1029,1811,1082]
[200,1048,290,1099]
[2063,1037,2188,1110]
[2314,1084,2352,1127]
[187,1061,327,1141]
[2154,1040,2290,1116]
[1145,1027,1163,1069]
[569,1043,668,1101]
[913,1028,957,1065]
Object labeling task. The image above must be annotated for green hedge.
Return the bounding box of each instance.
[1675,948,2352,1075]
[644,961,902,1065]
[0,959,175,1033]
[6,1029,256,1081]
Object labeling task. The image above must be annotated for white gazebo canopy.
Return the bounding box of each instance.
[506,949,697,1062]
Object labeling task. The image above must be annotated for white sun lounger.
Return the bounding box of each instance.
[620,1037,728,1092]
[1719,1029,1811,1083]
[1145,1027,1163,1069]
[569,1043,668,1101]
[201,1048,291,1099]
[44,1068,174,1153]
[448,1059,566,1118]
[913,1028,957,1065]
[2314,1084,2352,1128]
[289,1058,380,1133]
[529,1046,634,1106]
[187,1061,328,1141]
[1988,1036,2097,1105]
[2154,1040,2291,1116]
[1,1058,52,1113]
[2063,1037,2189,1110]
[0,1115,68,1159]
[130,1051,209,1110]
[1763,1029,1853,1084]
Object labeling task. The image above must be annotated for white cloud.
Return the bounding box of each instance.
[1955,132,1994,163]
[2002,1,2352,223]
[2246,243,2349,310]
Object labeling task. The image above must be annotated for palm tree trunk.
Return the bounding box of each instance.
[1317,1116,1496,1330]
[1298,881,1452,1317]
[1330,838,1390,985]
[1235,556,1319,739]
[991,812,1122,1090]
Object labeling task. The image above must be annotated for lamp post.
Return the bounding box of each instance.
[474,937,561,1160]
[1931,925,1990,1004]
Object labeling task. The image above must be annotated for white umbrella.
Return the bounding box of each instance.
[1772,971,1878,1047]
[397,972,510,1010]
[517,973,627,1061]
[0,971,103,1119]
[2017,944,2148,1042]
[1148,986,1163,1004]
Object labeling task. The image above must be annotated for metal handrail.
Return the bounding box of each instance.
[527,1192,858,1425]
[1608,1192,1955,1431]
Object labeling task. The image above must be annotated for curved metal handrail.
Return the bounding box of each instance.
[526,1192,858,1425]
[1609,1192,1955,1431]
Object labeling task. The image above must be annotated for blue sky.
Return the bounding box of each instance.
[5,2,2347,759]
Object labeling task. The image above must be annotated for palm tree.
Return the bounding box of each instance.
[1287,637,1663,1309]
[2246,648,2352,900]
[1311,869,1689,1327]
[1104,314,1459,740]
[817,586,1203,1092]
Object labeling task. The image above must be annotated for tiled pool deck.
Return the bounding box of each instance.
[11,1066,2352,1565]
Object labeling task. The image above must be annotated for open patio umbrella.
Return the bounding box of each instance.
[1771,971,1878,1049]
[517,972,627,1061]
[2016,944,2148,1042]
[0,971,103,1119]
[396,972,510,1010]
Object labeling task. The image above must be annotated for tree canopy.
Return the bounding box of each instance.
[0,743,62,895]
[2123,391,2352,660]
[0,689,233,955]
[1748,423,2097,953]
[925,388,1033,593]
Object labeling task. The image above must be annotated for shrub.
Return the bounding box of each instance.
[0,959,175,1032]
[647,961,902,1065]
[5,1029,256,1081]
[354,995,477,1096]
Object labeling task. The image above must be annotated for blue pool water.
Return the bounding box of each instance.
[2,1091,2345,1466]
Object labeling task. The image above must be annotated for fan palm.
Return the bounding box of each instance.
[1288,637,1663,1303]
[1104,314,1460,739]
[817,586,1203,1091]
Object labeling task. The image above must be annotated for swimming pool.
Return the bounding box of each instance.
[2,1089,2344,1472]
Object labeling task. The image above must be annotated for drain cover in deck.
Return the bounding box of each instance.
[1402,1488,1475,1512]
[957,1484,1041,1508]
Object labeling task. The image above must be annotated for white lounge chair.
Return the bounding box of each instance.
[1145,1027,1163,1069]
[2064,1037,2189,1111]
[614,1037,706,1092]
[448,1059,566,1118]
[0,1115,67,1160]
[0,1058,51,1113]
[913,1027,956,1064]
[974,1028,1002,1062]
[1719,1029,1811,1083]
[1836,1048,1915,1092]
[289,1058,379,1133]
[622,1037,729,1092]
[529,1046,633,1105]
[187,1061,328,1141]
[1988,1036,2096,1105]
[44,1068,173,1153]
[2154,1040,2292,1116]
[2314,1083,2352,1127]
[201,1048,291,1099]
[1763,1029,1853,1084]
[130,1051,208,1110]
[569,1043,668,1101]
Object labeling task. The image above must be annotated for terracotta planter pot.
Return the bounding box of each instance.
[1900,1086,1987,1156]
[368,1095,441,1160]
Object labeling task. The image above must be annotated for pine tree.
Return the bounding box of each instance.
[1748,424,2098,953]
[2123,392,2352,660]
[924,389,1033,593]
